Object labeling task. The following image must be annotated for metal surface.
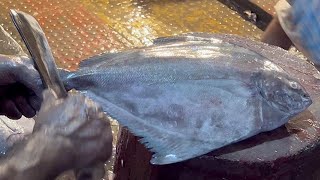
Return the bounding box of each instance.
[10,10,67,98]
[0,0,263,71]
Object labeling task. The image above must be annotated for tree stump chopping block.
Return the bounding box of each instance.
[114,113,320,180]
[113,37,320,180]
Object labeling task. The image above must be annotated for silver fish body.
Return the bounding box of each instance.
[62,33,312,165]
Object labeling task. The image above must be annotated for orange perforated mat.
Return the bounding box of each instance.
[0,0,263,71]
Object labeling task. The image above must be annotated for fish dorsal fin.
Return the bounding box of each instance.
[79,52,122,68]
[152,32,223,45]
[153,36,189,45]
[79,33,225,68]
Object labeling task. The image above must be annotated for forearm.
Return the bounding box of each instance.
[0,131,74,180]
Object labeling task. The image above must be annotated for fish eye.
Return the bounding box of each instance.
[289,81,298,89]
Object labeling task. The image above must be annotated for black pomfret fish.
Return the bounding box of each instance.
[0,24,312,165]
[62,33,312,165]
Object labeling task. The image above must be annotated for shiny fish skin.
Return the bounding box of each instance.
[62,33,312,165]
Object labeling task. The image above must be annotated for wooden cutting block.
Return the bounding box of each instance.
[113,37,320,180]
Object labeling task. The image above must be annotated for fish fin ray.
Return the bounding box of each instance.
[84,91,220,165]
[152,33,222,45]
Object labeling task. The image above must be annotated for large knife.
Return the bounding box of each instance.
[9,10,104,180]
[9,9,67,98]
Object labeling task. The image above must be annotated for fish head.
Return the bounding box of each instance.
[255,70,312,114]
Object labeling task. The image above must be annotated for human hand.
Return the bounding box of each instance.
[0,54,42,119]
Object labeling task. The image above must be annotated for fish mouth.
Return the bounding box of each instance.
[272,97,312,114]
[301,91,313,108]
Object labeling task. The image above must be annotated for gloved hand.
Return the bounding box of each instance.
[34,89,113,170]
[0,54,42,119]
[0,89,112,180]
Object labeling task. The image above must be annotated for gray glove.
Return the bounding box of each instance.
[34,89,113,169]
[0,89,112,180]
[0,54,42,119]
[0,25,43,119]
